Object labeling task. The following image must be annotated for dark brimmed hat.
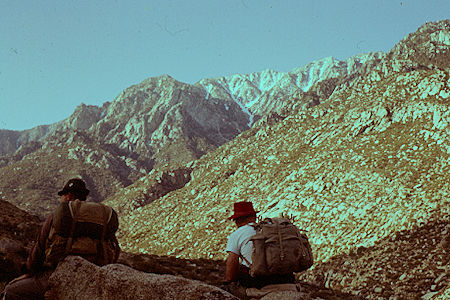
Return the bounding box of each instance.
[58,178,90,198]
[228,201,258,220]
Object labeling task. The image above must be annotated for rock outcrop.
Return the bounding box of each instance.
[48,256,237,300]
[381,20,449,73]
[0,199,40,289]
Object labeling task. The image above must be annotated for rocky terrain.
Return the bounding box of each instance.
[0,199,40,291]
[48,256,360,300]
[0,132,148,217]
[48,256,237,300]
[0,20,448,299]
[107,20,449,299]
[299,218,449,299]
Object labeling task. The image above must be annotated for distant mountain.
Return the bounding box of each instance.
[108,20,449,299]
[0,52,382,159]
[196,52,383,121]
[0,50,380,217]
[0,103,109,160]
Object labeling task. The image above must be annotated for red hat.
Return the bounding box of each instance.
[228,201,258,220]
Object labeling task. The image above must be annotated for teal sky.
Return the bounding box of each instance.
[0,0,448,130]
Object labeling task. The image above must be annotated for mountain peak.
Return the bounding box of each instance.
[382,19,449,72]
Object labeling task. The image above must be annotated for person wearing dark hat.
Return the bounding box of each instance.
[57,177,90,200]
[2,178,120,300]
[223,201,295,298]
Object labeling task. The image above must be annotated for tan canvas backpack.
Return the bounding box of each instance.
[248,217,313,277]
[45,200,119,266]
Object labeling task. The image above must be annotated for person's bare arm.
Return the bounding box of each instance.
[9,273,30,284]
[225,252,240,282]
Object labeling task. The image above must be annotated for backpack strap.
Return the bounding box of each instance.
[240,254,252,267]
[277,221,285,261]
[97,204,110,264]
[65,200,82,252]
[240,223,257,268]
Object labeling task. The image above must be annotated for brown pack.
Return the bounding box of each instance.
[45,200,119,266]
[249,218,313,277]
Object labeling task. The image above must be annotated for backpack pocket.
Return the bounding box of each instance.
[297,233,314,271]
[70,236,98,255]
[250,234,268,277]
[264,234,302,274]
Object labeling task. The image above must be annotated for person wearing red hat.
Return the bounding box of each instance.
[223,201,295,298]
[225,201,258,281]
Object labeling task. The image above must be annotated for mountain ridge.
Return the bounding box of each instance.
[106,20,448,299]
[0,50,384,217]
[0,52,382,158]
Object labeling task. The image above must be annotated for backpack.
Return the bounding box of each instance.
[45,200,120,267]
[248,217,313,277]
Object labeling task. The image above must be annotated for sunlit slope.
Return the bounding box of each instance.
[115,67,448,263]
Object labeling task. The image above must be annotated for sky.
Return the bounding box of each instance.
[0,0,448,131]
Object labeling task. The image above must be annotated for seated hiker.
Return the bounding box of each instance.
[2,178,121,300]
[224,201,295,291]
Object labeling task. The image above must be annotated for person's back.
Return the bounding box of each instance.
[2,178,120,300]
[226,221,255,269]
[224,202,295,298]
[45,199,120,267]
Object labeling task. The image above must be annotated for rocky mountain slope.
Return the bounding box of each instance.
[0,77,248,217]
[0,126,160,217]
[0,103,108,158]
[197,52,383,120]
[106,20,449,299]
[0,51,379,219]
[0,199,40,291]
[299,218,449,299]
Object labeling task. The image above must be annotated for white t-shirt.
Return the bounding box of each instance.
[226,223,256,267]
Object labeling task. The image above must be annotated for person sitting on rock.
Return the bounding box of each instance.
[223,201,295,298]
[2,178,120,300]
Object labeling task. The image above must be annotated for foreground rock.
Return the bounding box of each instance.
[118,252,358,299]
[118,251,225,287]
[49,256,237,300]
